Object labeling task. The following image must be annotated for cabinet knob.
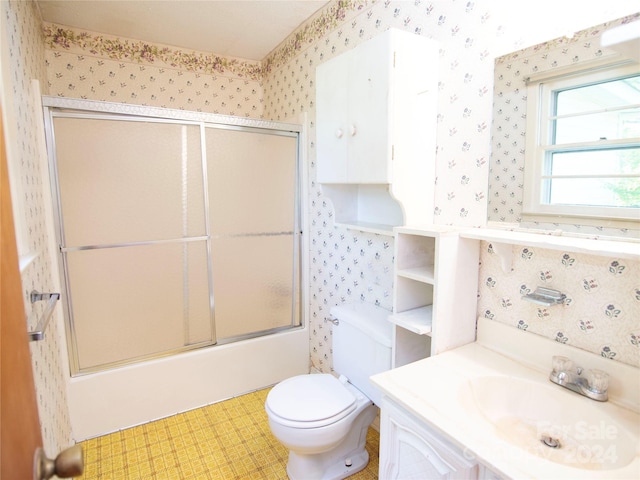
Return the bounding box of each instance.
[350,125,357,136]
[335,128,343,138]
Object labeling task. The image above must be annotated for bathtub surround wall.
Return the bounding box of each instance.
[3,0,638,447]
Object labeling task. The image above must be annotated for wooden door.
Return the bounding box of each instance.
[0,104,44,477]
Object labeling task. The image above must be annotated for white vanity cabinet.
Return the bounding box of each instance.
[478,465,505,480]
[380,397,478,480]
[390,226,479,367]
[316,29,438,232]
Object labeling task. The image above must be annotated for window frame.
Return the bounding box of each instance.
[523,61,640,227]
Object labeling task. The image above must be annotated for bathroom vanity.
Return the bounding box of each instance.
[370,318,640,479]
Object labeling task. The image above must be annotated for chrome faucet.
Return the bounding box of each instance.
[549,356,609,402]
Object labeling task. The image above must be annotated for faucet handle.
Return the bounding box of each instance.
[552,355,575,373]
[587,369,609,394]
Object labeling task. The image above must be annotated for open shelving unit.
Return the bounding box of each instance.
[390,226,479,367]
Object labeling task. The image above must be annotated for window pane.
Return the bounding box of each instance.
[556,75,640,116]
[545,148,640,208]
[554,107,639,143]
[549,148,640,176]
[548,177,640,208]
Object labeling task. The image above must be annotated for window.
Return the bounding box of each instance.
[524,62,640,225]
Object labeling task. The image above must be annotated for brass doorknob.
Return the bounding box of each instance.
[34,444,84,479]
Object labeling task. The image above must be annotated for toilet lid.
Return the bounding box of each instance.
[266,374,356,425]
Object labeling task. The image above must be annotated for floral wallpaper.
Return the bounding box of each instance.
[46,49,264,117]
[43,24,263,80]
[45,0,502,371]
[3,0,638,450]
[264,0,504,228]
[42,0,640,374]
[262,1,639,371]
[1,0,72,456]
[263,0,511,372]
[478,241,640,367]
[41,0,372,117]
[307,226,395,372]
[489,14,640,239]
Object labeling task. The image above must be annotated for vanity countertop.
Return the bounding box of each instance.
[370,319,640,479]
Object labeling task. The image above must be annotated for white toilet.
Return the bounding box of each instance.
[265,303,392,480]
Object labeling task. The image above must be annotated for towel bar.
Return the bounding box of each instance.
[27,291,60,342]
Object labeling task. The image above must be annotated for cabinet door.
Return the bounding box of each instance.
[316,51,350,183]
[347,34,392,183]
[478,465,504,480]
[380,400,477,480]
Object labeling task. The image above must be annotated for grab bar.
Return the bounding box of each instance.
[27,291,60,342]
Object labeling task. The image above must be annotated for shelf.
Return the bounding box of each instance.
[322,184,404,233]
[397,266,435,284]
[388,306,433,335]
[395,225,459,236]
[335,221,396,236]
[460,227,640,260]
[392,228,479,358]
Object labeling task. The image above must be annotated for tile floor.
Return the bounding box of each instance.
[75,387,379,479]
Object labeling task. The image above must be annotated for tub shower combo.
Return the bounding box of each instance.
[43,98,304,376]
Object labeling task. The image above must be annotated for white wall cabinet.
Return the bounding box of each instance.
[390,226,479,367]
[316,35,391,184]
[316,29,438,233]
[380,397,478,480]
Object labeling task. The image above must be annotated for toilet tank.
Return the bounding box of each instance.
[330,302,393,406]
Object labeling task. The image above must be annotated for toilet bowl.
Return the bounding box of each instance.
[265,303,392,480]
[266,374,377,480]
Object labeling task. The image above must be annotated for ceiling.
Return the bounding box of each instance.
[35,0,330,61]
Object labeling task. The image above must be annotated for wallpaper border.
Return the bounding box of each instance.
[41,0,375,81]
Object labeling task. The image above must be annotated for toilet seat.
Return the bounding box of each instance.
[266,374,357,429]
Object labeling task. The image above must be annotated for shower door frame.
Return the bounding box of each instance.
[42,97,306,376]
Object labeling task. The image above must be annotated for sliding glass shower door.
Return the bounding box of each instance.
[48,110,301,375]
[206,127,300,341]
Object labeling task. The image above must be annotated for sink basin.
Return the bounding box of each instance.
[462,375,639,470]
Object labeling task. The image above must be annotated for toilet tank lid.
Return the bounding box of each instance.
[330,302,392,348]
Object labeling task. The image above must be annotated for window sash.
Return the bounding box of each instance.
[524,62,640,224]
